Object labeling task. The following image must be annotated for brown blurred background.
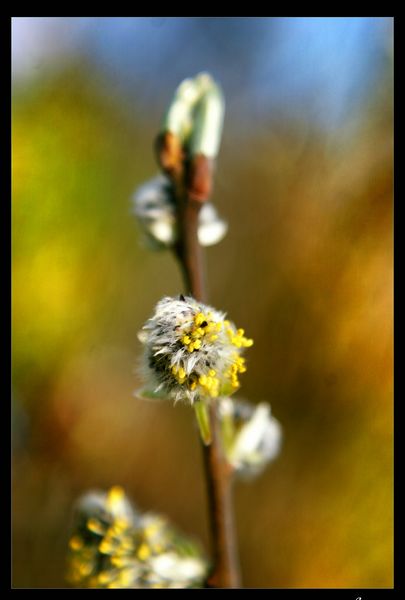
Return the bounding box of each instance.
[12,17,393,588]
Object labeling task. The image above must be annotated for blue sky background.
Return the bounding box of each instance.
[12,17,393,130]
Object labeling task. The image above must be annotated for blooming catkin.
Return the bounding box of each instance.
[138,295,253,404]
[67,486,207,589]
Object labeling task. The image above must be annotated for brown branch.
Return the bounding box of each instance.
[202,410,240,588]
[161,145,241,588]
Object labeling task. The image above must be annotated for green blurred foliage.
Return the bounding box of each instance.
[12,63,392,588]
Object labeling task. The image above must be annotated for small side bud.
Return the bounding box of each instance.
[155,131,184,177]
[219,399,282,479]
[132,175,227,249]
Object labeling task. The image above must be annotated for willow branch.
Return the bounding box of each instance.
[167,150,241,589]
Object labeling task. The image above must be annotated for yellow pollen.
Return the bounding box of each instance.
[113,518,128,532]
[87,518,105,535]
[111,557,127,568]
[144,522,161,538]
[107,486,125,510]
[78,562,93,577]
[99,539,114,554]
[137,543,150,561]
[194,312,205,326]
[98,571,113,584]
[69,535,83,551]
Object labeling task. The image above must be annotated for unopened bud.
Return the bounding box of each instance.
[161,73,225,161]
[189,84,225,159]
[163,78,201,141]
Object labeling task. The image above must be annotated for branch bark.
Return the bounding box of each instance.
[172,161,241,589]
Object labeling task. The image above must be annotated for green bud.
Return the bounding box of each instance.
[194,399,212,445]
[162,73,225,159]
[189,84,225,159]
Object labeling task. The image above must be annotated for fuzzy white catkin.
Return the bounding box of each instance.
[133,175,176,246]
[138,296,253,405]
[220,398,282,478]
[132,175,227,248]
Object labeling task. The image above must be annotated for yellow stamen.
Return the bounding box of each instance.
[87,518,105,535]
[137,543,150,561]
[194,312,205,326]
[107,486,125,510]
[69,535,83,551]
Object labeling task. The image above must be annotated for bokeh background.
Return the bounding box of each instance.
[12,17,393,588]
